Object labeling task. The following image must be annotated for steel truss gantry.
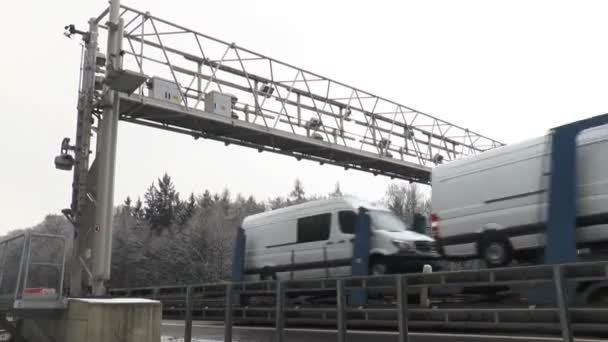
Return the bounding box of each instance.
[98,4,502,183]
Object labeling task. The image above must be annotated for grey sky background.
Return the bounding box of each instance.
[2,0,608,234]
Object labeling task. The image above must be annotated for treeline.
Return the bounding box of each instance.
[11,174,430,289]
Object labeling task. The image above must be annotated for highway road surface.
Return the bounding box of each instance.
[162,320,607,342]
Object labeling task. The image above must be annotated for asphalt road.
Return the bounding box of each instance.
[162,320,607,342]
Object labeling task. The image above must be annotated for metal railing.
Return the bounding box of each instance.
[110,260,608,342]
[0,233,67,311]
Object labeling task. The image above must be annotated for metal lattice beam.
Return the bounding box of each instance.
[92,5,504,183]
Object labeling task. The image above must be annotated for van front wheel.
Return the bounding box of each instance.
[479,237,512,268]
[370,259,388,275]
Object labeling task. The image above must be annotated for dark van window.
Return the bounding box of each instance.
[338,211,357,234]
[297,213,331,243]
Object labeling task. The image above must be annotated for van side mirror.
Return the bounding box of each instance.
[413,213,427,235]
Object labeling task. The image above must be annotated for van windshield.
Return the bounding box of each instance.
[369,210,408,232]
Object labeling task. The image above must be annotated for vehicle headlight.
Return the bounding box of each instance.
[392,239,413,251]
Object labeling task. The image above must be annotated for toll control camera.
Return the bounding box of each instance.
[54,138,75,171]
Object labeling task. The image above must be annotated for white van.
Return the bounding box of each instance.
[242,197,439,280]
[431,125,608,267]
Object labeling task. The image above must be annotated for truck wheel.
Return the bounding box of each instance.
[480,237,512,268]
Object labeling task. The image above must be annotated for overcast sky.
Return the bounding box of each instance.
[2,0,608,234]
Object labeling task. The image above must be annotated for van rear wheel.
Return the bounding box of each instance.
[260,267,277,281]
[480,237,512,268]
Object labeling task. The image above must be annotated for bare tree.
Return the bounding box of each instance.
[385,183,428,226]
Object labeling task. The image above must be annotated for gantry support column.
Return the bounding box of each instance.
[91,0,123,296]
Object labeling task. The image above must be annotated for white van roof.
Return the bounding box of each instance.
[242,196,388,229]
[432,124,608,181]
[432,135,544,180]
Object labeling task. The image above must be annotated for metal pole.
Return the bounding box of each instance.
[297,93,301,126]
[553,265,573,342]
[13,235,29,300]
[184,286,193,342]
[275,281,285,342]
[91,0,122,296]
[396,275,409,342]
[224,283,233,342]
[339,107,344,138]
[58,237,68,299]
[70,17,99,298]
[197,62,202,102]
[336,279,346,342]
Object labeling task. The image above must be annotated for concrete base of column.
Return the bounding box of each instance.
[21,298,161,342]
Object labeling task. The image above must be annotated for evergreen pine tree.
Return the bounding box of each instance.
[133,197,144,219]
[144,173,181,232]
[220,188,230,213]
[199,190,213,210]
[178,193,196,225]
[329,182,343,197]
[123,196,132,214]
[289,178,306,203]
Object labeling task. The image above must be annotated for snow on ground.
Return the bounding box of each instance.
[161,337,219,342]
[75,298,159,304]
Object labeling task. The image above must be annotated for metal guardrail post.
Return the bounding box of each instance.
[336,279,346,342]
[419,264,432,308]
[275,281,285,342]
[396,275,409,342]
[184,286,193,342]
[553,265,573,342]
[224,283,234,342]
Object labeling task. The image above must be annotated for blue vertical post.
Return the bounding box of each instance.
[350,207,371,305]
[532,114,608,304]
[545,113,608,265]
[231,227,246,305]
[545,127,578,266]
